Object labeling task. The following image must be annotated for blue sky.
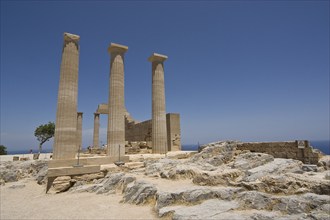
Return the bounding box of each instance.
[1,0,329,152]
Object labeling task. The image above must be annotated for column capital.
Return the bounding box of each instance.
[94,112,100,116]
[63,33,80,51]
[64,32,80,42]
[108,43,128,55]
[148,53,168,63]
[77,112,83,115]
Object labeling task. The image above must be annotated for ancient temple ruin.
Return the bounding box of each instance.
[53,33,181,162]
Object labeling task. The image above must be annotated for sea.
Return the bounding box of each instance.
[6,140,330,155]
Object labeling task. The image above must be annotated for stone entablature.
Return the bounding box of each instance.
[236,141,320,164]
[96,103,108,114]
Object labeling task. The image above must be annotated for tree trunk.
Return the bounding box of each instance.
[39,143,42,154]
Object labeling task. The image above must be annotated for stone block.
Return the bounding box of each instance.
[48,165,101,177]
[48,156,130,168]
[33,154,40,160]
[13,156,19,161]
[19,157,29,161]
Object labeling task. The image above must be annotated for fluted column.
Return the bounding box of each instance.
[53,33,80,160]
[149,53,168,154]
[107,43,128,157]
[76,112,83,150]
[93,113,100,148]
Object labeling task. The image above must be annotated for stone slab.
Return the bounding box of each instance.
[48,156,130,168]
[48,165,100,177]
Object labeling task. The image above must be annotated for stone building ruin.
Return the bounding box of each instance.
[92,104,181,154]
[53,33,181,162]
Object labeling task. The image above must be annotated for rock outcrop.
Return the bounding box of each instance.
[3,141,330,219]
[49,176,73,193]
[0,160,48,184]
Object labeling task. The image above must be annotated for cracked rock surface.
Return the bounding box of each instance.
[2,141,330,219]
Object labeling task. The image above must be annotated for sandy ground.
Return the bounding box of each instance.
[0,179,159,220]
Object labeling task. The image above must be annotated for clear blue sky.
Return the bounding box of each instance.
[1,0,329,152]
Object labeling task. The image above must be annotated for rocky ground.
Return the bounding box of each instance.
[1,141,330,220]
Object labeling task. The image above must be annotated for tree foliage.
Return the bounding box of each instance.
[0,145,7,155]
[34,122,55,153]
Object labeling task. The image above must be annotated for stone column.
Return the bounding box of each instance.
[107,43,128,157]
[93,113,100,148]
[148,53,168,154]
[53,33,80,160]
[76,112,83,150]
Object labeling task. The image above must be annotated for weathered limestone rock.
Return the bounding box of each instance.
[159,164,201,180]
[244,158,303,182]
[35,165,48,184]
[155,186,243,211]
[237,191,273,210]
[107,43,128,158]
[95,172,125,194]
[158,199,239,219]
[229,152,274,170]
[325,171,330,180]
[144,158,180,177]
[318,155,330,170]
[69,172,136,195]
[50,176,73,193]
[93,113,100,148]
[0,170,17,182]
[237,191,330,215]
[72,172,105,182]
[192,168,244,186]
[122,162,145,170]
[122,180,157,204]
[53,33,80,160]
[0,160,48,183]
[309,203,330,220]
[190,141,238,166]
[166,151,197,159]
[149,53,168,154]
[43,140,329,219]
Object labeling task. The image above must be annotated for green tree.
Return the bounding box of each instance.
[0,145,7,155]
[34,122,55,153]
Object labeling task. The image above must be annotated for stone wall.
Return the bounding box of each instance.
[94,103,182,152]
[236,141,320,164]
[166,113,181,151]
[125,113,181,151]
[125,119,152,143]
